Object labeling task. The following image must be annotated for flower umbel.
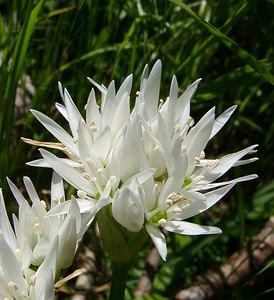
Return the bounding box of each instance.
[0,172,91,299]
[26,60,258,260]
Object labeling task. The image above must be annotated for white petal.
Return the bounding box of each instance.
[23,177,45,213]
[116,74,133,100]
[204,183,235,209]
[50,171,65,207]
[202,145,258,182]
[112,187,144,232]
[34,236,58,299]
[0,190,17,250]
[40,149,93,195]
[55,102,68,121]
[94,125,111,161]
[195,174,258,191]
[233,157,258,166]
[146,224,167,260]
[182,108,215,174]
[31,109,78,156]
[210,105,237,139]
[63,88,83,138]
[57,215,76,268]
[86,88,102,132]
[0,234,26,292]
[7,178,27,206]
[27,158,82,168]
[164,220,222,235]
[142,60,162,120]
[176,78,202,119]
[87,77,108,94]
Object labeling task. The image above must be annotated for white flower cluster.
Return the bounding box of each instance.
[26,60,257,260]
[0,173,91,299]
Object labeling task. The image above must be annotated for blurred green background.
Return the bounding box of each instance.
[0,0,273,299]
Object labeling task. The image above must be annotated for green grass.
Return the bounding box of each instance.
[0,0,273,299]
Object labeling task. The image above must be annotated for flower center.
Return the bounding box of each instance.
[150,210,167,224]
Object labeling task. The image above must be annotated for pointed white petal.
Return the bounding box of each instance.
[94,125,111,161]
[34,236,58,299]
[142,60,162,119]
[203,145,258,182]
[63,88,83,138]
[51,171,65,207]
[27,158,82,168]
[0,189,17,250]
[87,77,107,94]
[7,178,27,206]
[146,224,167,260]
[0,234,26,292]
[164,220,222,235]
[40,149,93,195]
[182,108,215,174]
[210,105,237,139]
[55,102,68,121]
[86,88,102,132]
[57,215,76,268]
[31,109,78,156]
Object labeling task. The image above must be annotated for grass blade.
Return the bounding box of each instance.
[169,0,274,85]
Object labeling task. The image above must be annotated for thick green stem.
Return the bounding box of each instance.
[109,260,131,300]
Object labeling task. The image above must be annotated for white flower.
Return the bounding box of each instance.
[0,188,58,300]
[6,172,92,270]
[27,60,258,260]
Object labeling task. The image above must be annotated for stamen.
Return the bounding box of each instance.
[186,116,194,127]
[15,248,22,262]
[110,176,118,187]
[77,190,87,199]
[175,124,181,133]
[173,207,182,213]
[86,157,97,169]
[82,172,92,180]
[52,196,59,204]
[8,281,18,290]
[181,145,187,154]
[33,217,42,235]
[97,168,104,174]
[30,275,36,286]
[90,120,97,133]
[159,99,164,108]
[158,218,167,225]
[21,291,28,297]
[40,200,47,209]
[128,198,134,208]
[207,159,219,169]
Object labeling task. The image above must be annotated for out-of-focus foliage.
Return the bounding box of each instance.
[0,0,273,299]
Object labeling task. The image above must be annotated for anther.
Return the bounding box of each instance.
[158,218,167,225]
[40,200,47,209]
[97,168,104,174]
[173,207,182,213]
[86,157,97,169]
[82,172,92,180]
[8,281,18,290]
[90,120,97,133]
[77,190,87,199]
[186,116,194,127]
[175,124,181,133]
